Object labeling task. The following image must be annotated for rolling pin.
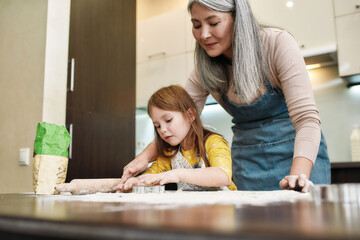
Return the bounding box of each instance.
[55,178,121,195]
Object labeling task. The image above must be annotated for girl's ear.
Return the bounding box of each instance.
[187,108,196,122]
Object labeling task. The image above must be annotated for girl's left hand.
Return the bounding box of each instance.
[279,174,314,193]
[138,170,180,186]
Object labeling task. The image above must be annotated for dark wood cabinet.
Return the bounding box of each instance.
[331,162,360,184]
[66,0,136,180]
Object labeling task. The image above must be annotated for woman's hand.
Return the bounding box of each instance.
[119,142,158,185]
[113,177,142,192]
[279,174,314,193]
[280,157,314,192]
[138,170,180,186]
[119,157,149,184]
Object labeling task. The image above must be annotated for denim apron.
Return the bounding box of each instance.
[221,79,331,190]
[171,149,229,191]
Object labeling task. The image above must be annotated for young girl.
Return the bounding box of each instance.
[114,85,237,192]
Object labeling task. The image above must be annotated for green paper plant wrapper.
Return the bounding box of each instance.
[33,123,71,194]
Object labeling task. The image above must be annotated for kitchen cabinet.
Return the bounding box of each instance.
[248,0,337,57]
[331,162,360,183]
[333,0,360,76]
[66,0,136,180]
[136,8,194,107]
[137,9,188,64]
[137,54,187,107]
[333,0,360,17]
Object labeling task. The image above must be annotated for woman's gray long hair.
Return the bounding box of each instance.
[188,0,268,103]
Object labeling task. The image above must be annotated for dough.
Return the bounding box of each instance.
[39,190,310,207]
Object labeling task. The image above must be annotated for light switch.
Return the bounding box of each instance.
[19,148,30,166]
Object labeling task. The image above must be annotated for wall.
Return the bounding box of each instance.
[0,0,70,193]
[309,66,360,162]
[0,0,47,193]
[137,0,187,21]
[42,0,70,125]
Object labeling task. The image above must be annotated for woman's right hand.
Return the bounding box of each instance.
[119,157,149,184]
[118,141,158,185]
[113,177,142,192]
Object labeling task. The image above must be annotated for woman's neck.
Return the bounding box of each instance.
[223,48,233,61]
[223,56,232,66]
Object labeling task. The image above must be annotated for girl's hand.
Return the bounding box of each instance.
[113,177,142,192]
[138,170,180,186]
[279,174,314,193]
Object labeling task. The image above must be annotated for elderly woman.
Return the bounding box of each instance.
[120,0,331,192]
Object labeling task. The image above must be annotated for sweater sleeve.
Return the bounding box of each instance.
[270,29,321,163]
[205,134,233,183]
[185,70,209,114]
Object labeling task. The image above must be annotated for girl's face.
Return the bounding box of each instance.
[150,107,193,150]
[190,2,234,59]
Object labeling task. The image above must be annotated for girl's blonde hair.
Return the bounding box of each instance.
[147,85,215,165]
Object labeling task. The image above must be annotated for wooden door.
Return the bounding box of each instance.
[66,0,136,180]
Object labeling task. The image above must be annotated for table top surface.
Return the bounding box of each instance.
[0,192,359,240]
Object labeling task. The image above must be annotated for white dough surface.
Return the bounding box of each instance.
[38,190,311,207]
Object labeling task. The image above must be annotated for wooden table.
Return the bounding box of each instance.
[0,193,359,240]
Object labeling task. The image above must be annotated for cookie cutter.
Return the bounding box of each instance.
[132,185,165,194]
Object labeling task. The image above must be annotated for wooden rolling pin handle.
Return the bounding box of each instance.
[55,183,76,193]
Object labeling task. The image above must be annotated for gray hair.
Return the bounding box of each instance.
[188,0,268,103]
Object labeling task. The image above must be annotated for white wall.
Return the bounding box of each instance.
[42,0,71,125]
[137,0,187,21]
[0,0,47,193]
[201,104,233,145]
[310,66,360,162]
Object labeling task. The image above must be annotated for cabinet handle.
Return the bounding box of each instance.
[148,52,166,59]
[356,5,360,9]
[69,123,73,159]
[69,58,75,92]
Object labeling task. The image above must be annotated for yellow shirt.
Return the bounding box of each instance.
[144,134,237,190]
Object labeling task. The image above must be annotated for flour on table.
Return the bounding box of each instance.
[38,190,311,208]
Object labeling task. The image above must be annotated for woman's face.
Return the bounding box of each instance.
[190,2,234,59]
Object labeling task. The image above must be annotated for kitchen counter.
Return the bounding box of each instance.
[0,192,359,240]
